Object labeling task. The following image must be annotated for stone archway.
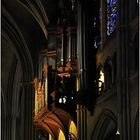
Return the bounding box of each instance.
[2,6,34,140]
[68,120,77,140]
[91,109,118,140]
[34,107,77,140]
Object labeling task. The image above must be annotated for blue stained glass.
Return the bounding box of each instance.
[107,0,117,36]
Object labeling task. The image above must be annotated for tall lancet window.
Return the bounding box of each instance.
[107,0,117,36]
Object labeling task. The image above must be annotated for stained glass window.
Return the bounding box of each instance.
[107,0,117,36]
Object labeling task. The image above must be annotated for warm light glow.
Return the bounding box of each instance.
[59,96,67,104]
[33,64,49,114]
[58,129,66,140]
[69,121,77,139]
[76,77,80,92]
[63,96,67,104]
[49,134,54,140]
[59,98,63,103]
[45,78,48,106]
[35,90,38,114]
[116,130,120,135]
[99,70,104,83]
[33,78,45,114]
[61,58,64,62]
[98,70,104,92]
[57,72,70,77]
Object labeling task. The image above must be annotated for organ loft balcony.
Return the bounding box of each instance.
[32,26,78,137]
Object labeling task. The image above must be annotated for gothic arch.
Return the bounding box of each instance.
[34,107,77,140]
[18,0,49,39]
[44,113,66,134]
[91,109,117,140]
[2,6,34,140]
[68,120,77,140]
[2,5,34,116]
[35,126,55,140]
[2,6,34,81]
[36,122,57,139]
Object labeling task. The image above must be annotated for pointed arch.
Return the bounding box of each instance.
[18,0,49,39]
[2,6,34,81]
[58,129,66,140]
[35,126,55,140]
[68,120,77,140]
[2,6,34,140]
[91,109,117,140]
[34,107,75,140]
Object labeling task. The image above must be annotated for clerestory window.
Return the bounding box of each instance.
[107,0,117,36]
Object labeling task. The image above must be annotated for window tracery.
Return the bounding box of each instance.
[107,0,117,36]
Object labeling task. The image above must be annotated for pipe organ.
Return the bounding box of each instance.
[33,26,77,115]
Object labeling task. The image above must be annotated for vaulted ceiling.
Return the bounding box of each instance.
[2,0,75,79]
[3,0,75,45]
[2,0,67,45]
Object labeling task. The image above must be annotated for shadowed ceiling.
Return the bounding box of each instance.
[2,0,74,78]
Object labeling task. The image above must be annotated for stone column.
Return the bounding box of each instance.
[81,106,87,140]
[11,117,17,140]
[5,115,12,140]
[21,82,33,140]
[76,104,81,140]
[116,0,130,139]
[83,106,87,140]
[80,105,84,140]
[77,2,82,140]
[77,1,88,140]
[1,101,5,140]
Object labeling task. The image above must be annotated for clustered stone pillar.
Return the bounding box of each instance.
[76,1,87,140]
[21,82,33,140]
[116,0,130,139]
